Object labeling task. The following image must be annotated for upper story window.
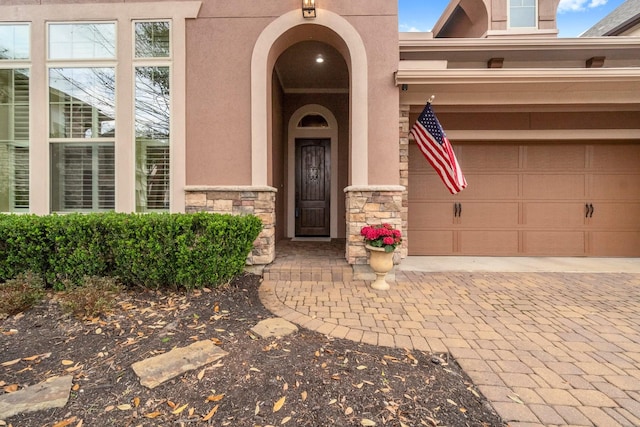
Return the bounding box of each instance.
[509,0,537,28]
[0,24,30,60]
[135,21,170,58]
[49,23,116,60]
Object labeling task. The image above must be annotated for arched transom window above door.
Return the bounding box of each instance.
[297,114,329,128]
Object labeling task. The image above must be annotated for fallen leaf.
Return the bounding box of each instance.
[250,367,261,372]
[206,394,225,402]
[361,419,376,426]
[72,383,80,391]
[301,391,307,401]
[273,396,286,412]
[460,407,467,413]
[328,399,337,405]
[172,403,188,415]
[356,365,367,370]
[52,416,77,427]
[117,404,132,411]
[202,404,219,421]
[144,411,162,419]
[104,405,115,412]
[61,360,74,366]
[133,397,140,407]
[345,407,354,415]
[75,419,83,427]
[1,358,21,367]
[255,402,261,416]
[281,416,292,424]
[188,407,195,417]
[3,384,18,393]
[197,369,205,381]
[22,354,41,361]
[508,394,525,405]
[447,399,457,406]
[167,401,176,408]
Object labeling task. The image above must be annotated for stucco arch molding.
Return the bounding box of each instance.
[251,8,369,186]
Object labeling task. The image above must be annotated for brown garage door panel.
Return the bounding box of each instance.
[525,144,587,170]
[523,174,586,199]
[523,202,586,228]
[591,144,640,170]
[457,174,519,200]
[523,231,585,255]
[590,232,640,256]
[458,202,519,228]
[459,231,519,254]
[459,144,519,170]
[409,173,460,200]
[590,174,640,200]
[409,202,456,227]
[588,203,640,229]
[409,230,455,254]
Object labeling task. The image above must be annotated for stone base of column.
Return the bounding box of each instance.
[184,186,277,266]
[344,185,405,279]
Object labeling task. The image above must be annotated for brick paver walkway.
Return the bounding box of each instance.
[259,242,640,427]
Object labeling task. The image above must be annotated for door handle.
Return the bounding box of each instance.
[585,203,590,218]
[295,207,300,218]
[458,203,462,217]
[589,203,594,218]
[453,203,458,217]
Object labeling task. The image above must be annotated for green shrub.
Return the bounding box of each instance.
[0,272,46,319]
[0,212,262,290]
[0,215,50,283]
[57,276,122,318]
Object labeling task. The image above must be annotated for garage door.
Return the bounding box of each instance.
[408,142,640,256]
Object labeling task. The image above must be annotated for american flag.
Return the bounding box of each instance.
[410,103,467,194]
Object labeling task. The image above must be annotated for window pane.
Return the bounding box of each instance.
[135,66,170,211]
[49,68,116,139]
[49,23,115,60]
[0,24,30,60]
[510,0,536,28]
[50,143,114,212]
[0,69,29,212]
[135,21,170,58]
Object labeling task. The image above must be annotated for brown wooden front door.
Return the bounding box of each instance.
[295,139,330,236]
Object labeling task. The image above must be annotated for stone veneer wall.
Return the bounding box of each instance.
[184,186,277,265]
[399,104,410,259]
[344,186,405,272]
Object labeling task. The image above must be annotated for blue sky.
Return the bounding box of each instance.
[399,0,627,37]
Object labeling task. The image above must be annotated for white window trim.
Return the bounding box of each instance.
[0,1,201,214]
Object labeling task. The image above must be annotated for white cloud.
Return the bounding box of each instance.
[557,0,608,13]
[399,23,426,32]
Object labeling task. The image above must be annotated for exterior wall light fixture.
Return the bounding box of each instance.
[302,0,316,18]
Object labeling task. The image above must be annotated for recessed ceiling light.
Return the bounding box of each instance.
[315,55,324,63]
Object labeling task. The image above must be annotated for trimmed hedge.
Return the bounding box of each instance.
[0,213,262,290]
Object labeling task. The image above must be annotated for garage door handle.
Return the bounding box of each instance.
[453,203,461,217]
[589,203,594,218]
[585,204,590,218]
[585,203,594,218]
[458,203,462,217]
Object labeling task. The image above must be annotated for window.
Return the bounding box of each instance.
[49,23,115,60]
[134,21,171,212]
[0,24,29,60]
[0,26,30,212]
[50,144,114,211]
[510,0,537,28]
[48,23,116,212]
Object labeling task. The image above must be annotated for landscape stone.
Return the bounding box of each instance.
[251,317,298,338]
[131,340,228,389]
[0,375,73,420]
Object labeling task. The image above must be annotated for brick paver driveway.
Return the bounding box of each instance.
[260,270,640,426]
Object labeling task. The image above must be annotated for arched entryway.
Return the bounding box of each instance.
[251,8,368,246]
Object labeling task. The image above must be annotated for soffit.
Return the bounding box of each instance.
[274,41,348,92]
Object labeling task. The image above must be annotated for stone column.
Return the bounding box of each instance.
[184,186,277,266]
[344,185,405,279]
[399,104,410,259]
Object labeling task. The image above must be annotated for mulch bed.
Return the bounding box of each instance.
[1,274,506,426]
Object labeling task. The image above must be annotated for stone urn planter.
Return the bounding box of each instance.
[365,244,394,290]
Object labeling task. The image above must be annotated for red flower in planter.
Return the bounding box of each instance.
[361,224,402,252]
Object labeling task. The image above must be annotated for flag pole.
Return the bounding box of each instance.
[428,95,435,104]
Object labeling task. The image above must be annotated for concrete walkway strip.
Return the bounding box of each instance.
[0,375,73,420]
[131,340,228,389]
